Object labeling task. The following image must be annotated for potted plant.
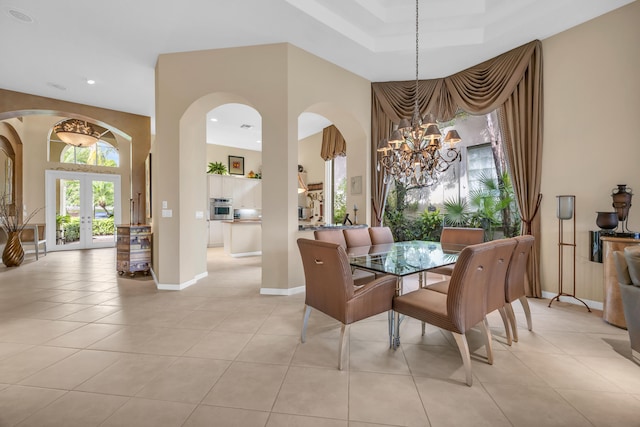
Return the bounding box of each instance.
[1,193,40,267]
[207,162,227,175]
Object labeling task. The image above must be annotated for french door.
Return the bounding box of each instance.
[45,171,121,251]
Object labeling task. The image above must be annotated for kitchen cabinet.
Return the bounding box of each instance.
[208,174,224,198]
[208,220,224,247]
[235,178,261,209]
[116,225,152,276]
[208,175,261,209]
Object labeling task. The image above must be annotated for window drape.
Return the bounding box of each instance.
[371,39,543,297]
[321,125,346,161]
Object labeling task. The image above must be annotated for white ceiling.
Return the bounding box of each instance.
[0,0,634,146]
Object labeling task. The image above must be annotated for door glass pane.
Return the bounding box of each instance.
[91,180,116,244]
[332,155,347,224]
[56,178,81,247]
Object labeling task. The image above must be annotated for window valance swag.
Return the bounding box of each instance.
[371,39,543,297]
[320,125,347,161]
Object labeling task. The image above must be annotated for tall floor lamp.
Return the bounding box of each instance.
[549,195,591,311]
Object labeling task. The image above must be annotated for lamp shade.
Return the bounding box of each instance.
[53,119,100,147]
[557,195,575,220]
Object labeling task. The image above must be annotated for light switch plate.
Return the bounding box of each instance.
[195,211,204,219]
[162,209,172,217]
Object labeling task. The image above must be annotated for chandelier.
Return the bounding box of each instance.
[377,0,461,188]
[53,119,101,147]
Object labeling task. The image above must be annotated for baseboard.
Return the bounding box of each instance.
[228,251,262,258]
[541,291,604,311]
[155,271,209,291]
[260,285,305,296]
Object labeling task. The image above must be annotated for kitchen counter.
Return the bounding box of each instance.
[298,223,368,231]
[222,221,261,257]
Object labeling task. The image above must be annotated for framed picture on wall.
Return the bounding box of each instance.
[228,155,244,175]
[350,175,362,195]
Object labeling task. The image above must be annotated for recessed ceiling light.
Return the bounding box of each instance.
[256,140,261,144]
[46,82,66,91]
[86,79,96,85]
[210,118,218,122]
[7,8,34,23]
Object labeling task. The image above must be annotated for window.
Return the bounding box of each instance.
[60,141,119,167]
[331,155,347,224]
[467,143,498,193]
[384,110,520,240]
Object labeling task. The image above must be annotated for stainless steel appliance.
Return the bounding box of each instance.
[210,198,233,220]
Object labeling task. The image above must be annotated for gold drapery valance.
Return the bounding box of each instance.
[321,125,346,161]
[371,39,543,297]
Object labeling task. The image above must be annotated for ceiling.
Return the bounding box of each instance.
[1,0,634,146]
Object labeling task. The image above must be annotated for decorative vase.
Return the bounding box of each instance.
[2,231,24,267]
[612,184,633,232]
[596,212,618,230]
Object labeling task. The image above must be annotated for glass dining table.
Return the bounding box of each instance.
[347,240,464,349]
[347,240,463,294]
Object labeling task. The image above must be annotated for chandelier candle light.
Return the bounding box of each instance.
[377,0,462,188]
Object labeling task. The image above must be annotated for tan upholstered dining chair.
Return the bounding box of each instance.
[368,226,394,245]
[429,227,484,276]
[297,238,397,370]
[314,229,375,286]
[393,238,516,386]
[343,227,372,248]
[504,235,535,342]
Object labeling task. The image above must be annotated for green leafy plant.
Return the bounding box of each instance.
[417,208,443,241]
[443,197,471,227]
[207,162,227,175]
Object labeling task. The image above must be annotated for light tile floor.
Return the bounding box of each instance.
[1,248,639,426]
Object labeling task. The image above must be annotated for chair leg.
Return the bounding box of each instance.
[519,296,533,331]
[301,305,311,343]
[387,310,394,348]
[505,303,518,342]
[393,311,401,349]
[338,323,350,370]
[452,332,473,387]
[498,307,512,346]
[480,317,494,365]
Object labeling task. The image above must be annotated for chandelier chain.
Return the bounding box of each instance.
[376,0,462,188]
[415,0,419,114]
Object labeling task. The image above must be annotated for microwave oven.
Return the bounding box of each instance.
[210,198,233,220]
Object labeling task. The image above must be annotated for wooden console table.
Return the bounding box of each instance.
[116,225,152,276]
[601,236,640,328]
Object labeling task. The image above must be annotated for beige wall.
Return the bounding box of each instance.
[155,43,370,291]
[206,144,262,177]
[540,1,640,304]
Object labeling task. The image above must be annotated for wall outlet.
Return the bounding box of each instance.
[162,200,168,209]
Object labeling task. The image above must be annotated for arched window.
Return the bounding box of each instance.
[49,119,119,167]
[60,141,119,167]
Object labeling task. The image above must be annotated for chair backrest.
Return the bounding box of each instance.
[297,238,354,323]
[369,226,394,245]
[504,235,535,303]
[343,228,372,248]
[314,229,347,248]
[440,227,484,246]
[446,239,516,333]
